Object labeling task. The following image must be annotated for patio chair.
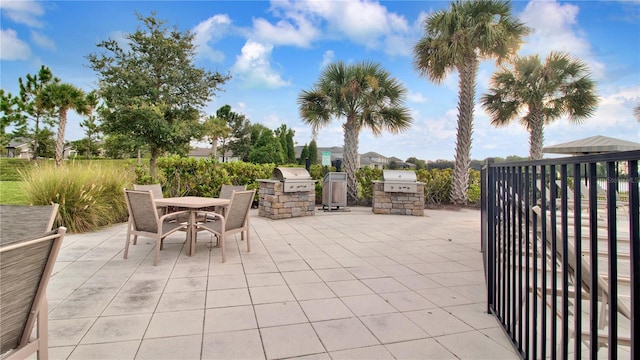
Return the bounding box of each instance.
[123,189,190,266]
[0,227,66,360]
[0,204,59,246]
[134,184,168,215]
[219,184,247,199]
[531,205,631,350]
[194,189,255,263]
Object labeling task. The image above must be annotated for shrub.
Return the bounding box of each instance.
[21,162,131,233]
[355,167,382,205]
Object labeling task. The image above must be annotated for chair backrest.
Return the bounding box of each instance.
[225,190,255,231]
[0,204,59,246]
[0,227,66,357]
[133,184,164,199]
[124,189,160,234]
[219,184,247,199]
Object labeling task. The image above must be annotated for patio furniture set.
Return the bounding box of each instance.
[0,184,253,360]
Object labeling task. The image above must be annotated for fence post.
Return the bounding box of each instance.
[482,158,495,313]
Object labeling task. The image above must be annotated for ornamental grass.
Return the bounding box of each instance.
[20,161,131,233]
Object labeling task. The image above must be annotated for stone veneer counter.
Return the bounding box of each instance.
[258,180,316,220]
[372,181,424,216]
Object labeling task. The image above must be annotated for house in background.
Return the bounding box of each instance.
[360,151,388,169]
[4,138,33,158]
[387,156,416,169]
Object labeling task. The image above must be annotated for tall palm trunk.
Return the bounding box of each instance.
[451,57,479,204]
[211,137,218,159]
[54,108,68,166]
[343,116,360,204]
[528,110,545,160]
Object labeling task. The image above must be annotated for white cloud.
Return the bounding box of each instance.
[252,13,319,47]
[0,0,45,28]
[320,50,334,69]
[253,0,422,56]
[193,14,231,63]
[0,28,31,60]
[407,90,428,104]
[519,0,605,79]
[30,30,55,51]
[231,40,292,89]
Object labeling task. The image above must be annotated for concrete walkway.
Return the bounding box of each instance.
[44,207,519,359]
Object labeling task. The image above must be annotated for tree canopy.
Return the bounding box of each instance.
[87,12,230,178]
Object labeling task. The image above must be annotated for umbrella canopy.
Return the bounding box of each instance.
[543,135,640,155]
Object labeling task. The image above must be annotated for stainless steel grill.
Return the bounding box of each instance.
[382,170,418,193]
[271,167,316,193]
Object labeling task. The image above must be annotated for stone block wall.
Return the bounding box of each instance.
[259,181,316,220]
[372,182,424,216]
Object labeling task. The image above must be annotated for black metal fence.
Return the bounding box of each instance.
[481,150,639,359]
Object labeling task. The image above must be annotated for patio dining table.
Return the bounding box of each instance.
[155,197,230,256]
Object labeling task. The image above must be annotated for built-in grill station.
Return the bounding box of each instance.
[372,170,424,216]
[258,167,316,219]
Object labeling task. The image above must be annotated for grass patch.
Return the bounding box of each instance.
[0,181,30,204]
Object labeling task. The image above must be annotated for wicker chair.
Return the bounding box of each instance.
[219,184,247,199]
[0,204,59,246]
[195,190,255,263]
[123,189,190,266]
[0,227,66,360]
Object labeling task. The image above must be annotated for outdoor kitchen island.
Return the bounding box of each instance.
[372,170,425,216]
[258,167,316,220]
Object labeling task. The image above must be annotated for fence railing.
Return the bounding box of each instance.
[481,150,639,359]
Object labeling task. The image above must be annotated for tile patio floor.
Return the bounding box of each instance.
[44,206,519,360]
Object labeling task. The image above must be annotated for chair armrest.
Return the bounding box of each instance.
[195,211,225,223]
[160,210,191,223]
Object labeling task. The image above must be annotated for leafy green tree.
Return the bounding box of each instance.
[213,105,243,161]
[308,139,318,165]
[79,91,102,159]
[248,128,285,164]
[40,83,87,166]
[413,0,529,204]
[224,108,252,161]
[202,113,230,160]
[0,90,21,147]
[87,12,230,178]
[299,143,309,165]
[13,66,60,159]
[286,129,296,163]
[481,52,598,159]
[275,124,296,163]
[103,134,145,159]
[406,157,427,170]
[298,61,412,203]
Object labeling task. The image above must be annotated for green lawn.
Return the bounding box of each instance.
[0,181,30,205]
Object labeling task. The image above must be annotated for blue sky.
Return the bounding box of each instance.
[1,0,639,161]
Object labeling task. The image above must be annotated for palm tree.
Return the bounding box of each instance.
[481,52,598,159]
[41,83,87,166]
[413,0,529,204]
[634,105,640,122]
[298,61,412,203]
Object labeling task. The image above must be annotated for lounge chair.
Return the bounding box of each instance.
[0,227,66,360]
[0,204,59,245]
[123,189,190,266]
[194,190,255,263]
[531,205,631,351]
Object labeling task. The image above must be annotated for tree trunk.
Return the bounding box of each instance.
[149,148,158,180]
[528,110,545,160]
[32,116,40,160]
[342,117,360,204]
[211,137,218,159]
[450,57,479,205]
[54,108,68,167]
